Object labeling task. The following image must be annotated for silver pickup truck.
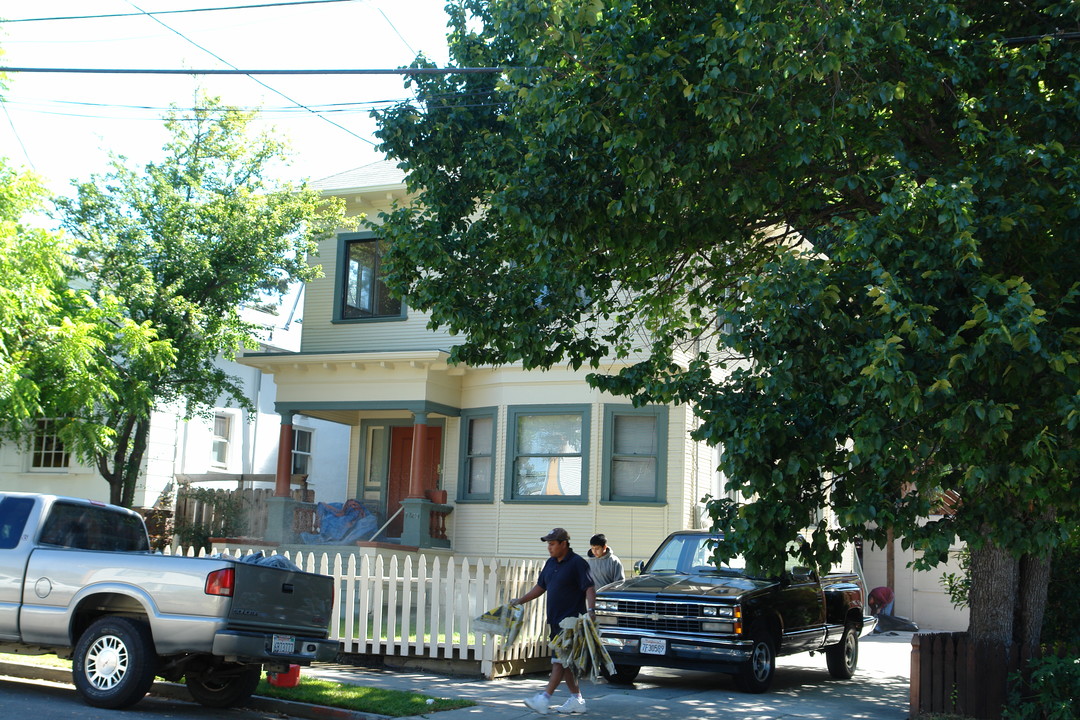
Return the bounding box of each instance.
[0,492,337,709]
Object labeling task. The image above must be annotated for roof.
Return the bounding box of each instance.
[309,159,406,192]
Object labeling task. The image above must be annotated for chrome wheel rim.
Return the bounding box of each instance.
[85,635,128,690]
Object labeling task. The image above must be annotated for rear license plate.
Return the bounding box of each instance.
[640,638,667,656]
[272,634,295,654]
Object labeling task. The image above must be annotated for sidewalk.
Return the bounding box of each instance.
[0,631,914,720]
[306,631,915,720]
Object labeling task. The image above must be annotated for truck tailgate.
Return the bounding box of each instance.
[227,563,333,637]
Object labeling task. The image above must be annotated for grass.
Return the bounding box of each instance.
[256,676,474,716]
[1,653,475,716]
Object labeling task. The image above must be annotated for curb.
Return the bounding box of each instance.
[0,661,385,720]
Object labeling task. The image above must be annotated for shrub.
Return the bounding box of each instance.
[1002,654,1080,720]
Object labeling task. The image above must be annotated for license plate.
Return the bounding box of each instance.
[272,634,295,654]
[640,638,667,656]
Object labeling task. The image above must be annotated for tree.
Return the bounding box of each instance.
[56,96,349,508]
[373,0,1080,673]
[0,159,168,462]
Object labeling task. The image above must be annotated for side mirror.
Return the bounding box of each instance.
[634,560,646,575]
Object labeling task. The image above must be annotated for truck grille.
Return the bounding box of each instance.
[603,599,721,634]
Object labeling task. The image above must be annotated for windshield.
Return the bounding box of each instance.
[645,534,761,577]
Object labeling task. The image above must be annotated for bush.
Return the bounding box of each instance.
[1003,654,1080,720]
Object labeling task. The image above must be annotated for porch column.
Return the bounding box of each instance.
[275,411,295,497]
[406,412,429,499]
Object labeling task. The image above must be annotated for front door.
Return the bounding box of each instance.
[386,426,443,538]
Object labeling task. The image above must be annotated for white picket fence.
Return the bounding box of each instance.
[166,546,550,678]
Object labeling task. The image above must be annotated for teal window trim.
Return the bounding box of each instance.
[504,404,591,504]
[600,404,668,505]
[457,407,497,503]
[333,231,408,323]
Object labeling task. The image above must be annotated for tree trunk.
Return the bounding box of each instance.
[120,418,151,508]
[1015,550,1051,656]
[968,541,1018,646]
[96,413,150,508]
[967,541,1019,718]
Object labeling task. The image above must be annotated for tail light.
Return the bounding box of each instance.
[205,568,235,597]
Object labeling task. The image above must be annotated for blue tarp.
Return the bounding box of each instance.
[299,500,378,545]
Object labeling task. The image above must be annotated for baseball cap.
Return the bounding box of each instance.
[541,527,570,542]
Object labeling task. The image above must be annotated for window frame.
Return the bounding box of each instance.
[457,408,497,503]
[333,231,407,323]
[30,418,70,472]
[600,404,668,505]
[504,404,591,504]
[292,426,313,476]
[211,413,232,469]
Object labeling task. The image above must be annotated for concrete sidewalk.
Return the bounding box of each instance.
[307,630,915,720]
[0,631,914,720]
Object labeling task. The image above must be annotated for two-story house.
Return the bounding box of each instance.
[239,161,725,567]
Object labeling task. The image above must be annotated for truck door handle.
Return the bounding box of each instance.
[282,584,294,594]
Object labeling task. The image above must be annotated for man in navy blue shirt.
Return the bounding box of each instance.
[511,528,595,715]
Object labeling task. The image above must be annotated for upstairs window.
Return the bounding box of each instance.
[31,419,70,471]
[211,414,231,467]
[338,234,404,320]
[292,428,313,476]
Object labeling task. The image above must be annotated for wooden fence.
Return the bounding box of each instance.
[166,546,549,678]
[910,632,1076,720]
[173,487,316,540]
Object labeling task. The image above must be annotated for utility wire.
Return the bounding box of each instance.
[125,0,377,146]
[2,0,359,23]
[0,66,517,75]
[0,97,35,170]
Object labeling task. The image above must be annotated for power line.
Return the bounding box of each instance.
[125,0,377,146]
[0,66,518,75]
[1,0,359,23]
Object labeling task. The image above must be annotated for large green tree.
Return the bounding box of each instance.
[373,0,1080,668]
[57,96,348,508]
[0,159,169,462]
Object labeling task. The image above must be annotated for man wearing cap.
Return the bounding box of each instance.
[510,528,595,715]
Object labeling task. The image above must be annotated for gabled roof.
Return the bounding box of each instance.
[309,160,406,192]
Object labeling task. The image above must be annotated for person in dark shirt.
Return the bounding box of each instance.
[511,528,595,715]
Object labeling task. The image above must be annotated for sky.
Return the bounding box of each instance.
[0,0,454,195]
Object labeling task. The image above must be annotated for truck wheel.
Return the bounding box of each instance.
[735,625,776,693]
[185,664,262,708]
[826,624,859,679]
[72,616,158,709]
[606,664,640,684]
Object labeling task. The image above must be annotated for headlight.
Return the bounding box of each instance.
[702,605,735,618]
[596,600,618,611]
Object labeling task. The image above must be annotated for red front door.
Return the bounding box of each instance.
[386,426,443,538]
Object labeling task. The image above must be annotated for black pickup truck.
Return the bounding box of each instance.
[594,531,876,692]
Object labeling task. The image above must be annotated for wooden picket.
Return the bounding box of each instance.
[166,545,549,677]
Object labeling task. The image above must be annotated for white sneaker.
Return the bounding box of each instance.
[524,692,551,715]
[553,696,587,714]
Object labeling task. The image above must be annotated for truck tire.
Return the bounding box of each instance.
[825,624,859,679]
[605,664,641,684]
[185,664,263,708]
[735,625,776,693]
[72,616,158,709]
